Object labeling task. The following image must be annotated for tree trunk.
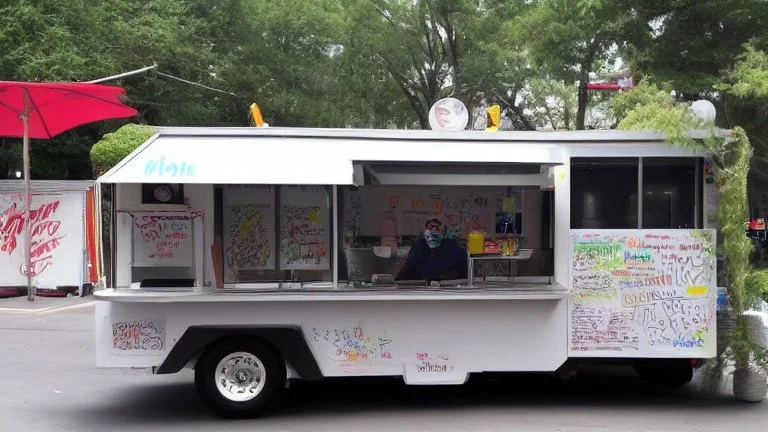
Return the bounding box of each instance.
[576,80,589,130]
[508,105,537,131]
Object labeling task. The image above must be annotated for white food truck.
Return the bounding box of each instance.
[94,127,718,416]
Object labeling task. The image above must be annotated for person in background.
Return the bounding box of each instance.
[396,218,468,283]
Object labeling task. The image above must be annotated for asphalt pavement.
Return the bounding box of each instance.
[0,297,766,432]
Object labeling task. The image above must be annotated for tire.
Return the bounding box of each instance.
[195,338,286,418]
[634,361,693,387]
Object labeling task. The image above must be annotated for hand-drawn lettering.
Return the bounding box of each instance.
[133,215,192,264]
[144,157,194,177]
[571,230,715,354]
[112,320,165,352]
[281,204,328,268]
[1,198,66,277]
[311,323,393,364]
[225,204,273,274]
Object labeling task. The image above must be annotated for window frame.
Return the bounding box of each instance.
[570,157,703,230]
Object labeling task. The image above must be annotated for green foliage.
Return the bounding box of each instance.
[627,0,767,98]
[747,270,768,304]
[717,43,768,194]
[609,81,676,121]
[617,105,702,147]
[519,79,577,130]
[719,128,757,313]
[3,0,768,177]
[90,124,156,176]
[617,85,765,381]
[722,44,768,99]
[516,0,646,129]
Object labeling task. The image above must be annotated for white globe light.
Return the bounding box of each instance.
[691,100,716,122]
[428,98,469,131]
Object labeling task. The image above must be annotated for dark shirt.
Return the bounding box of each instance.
[395,238,468,281]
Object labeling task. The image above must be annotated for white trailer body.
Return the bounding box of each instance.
[94,128,717,416]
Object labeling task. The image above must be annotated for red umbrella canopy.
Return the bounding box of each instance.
[0,81,138,139]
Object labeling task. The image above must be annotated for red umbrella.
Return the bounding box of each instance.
[0,81,138,300]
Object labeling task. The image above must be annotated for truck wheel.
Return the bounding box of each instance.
[195,338,286,417]
[634,362,693,387]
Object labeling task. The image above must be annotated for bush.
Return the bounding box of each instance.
[90,124,156,176]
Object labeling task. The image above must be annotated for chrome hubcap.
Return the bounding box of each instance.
[215,351,266,402]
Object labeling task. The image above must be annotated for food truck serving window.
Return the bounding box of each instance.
[216,184,333,287]
[339,184,553,287]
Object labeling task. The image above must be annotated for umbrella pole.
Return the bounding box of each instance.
[22,115,34,302]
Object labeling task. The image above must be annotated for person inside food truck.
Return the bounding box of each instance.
[395,218,468,282]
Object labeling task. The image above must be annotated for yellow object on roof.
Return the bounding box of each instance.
[486,104,500,131]
[249,103,265,127]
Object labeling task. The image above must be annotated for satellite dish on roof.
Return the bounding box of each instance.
[428,97,469,131]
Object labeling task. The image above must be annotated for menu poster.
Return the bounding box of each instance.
[280,185,331,270]
[569,229,716,358]
[223,185,276,280]
[132,213,193,267]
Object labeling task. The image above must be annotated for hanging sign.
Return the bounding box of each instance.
[132,213,194,267]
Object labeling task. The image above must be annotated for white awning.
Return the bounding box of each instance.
[98,136,355,185]
[97,130,567,185]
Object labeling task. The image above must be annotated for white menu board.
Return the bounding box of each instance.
[280,185,330,270]
[569,229,717,358]
[223,185,276,280]
[132,213,193,267]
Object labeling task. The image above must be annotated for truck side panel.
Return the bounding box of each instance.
[96,298,568,383]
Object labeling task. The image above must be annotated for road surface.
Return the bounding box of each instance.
[0,299,764,431]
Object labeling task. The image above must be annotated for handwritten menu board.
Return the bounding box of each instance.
[344,186,519,237]
[223,185,276,280]
[280,185,331,270]
[132,213,193,267]
[569,229,716,358]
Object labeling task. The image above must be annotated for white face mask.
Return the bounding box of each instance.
[424,229,441,248]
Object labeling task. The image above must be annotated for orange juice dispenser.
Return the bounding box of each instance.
[468,231,485,255]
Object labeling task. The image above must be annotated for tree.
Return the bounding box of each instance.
[621,1,768,215]
[518,0,646,129]
[517,79,577,130]
[627,0,767,99]
[0,0,220,179]
[366,0,467,128]
[718,42,768,208]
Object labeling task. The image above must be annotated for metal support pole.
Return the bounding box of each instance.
[637,157,643,229]
[22,114,34,301]
[87,64,157,84]
[694,158,701,229]
[332,186,339,289]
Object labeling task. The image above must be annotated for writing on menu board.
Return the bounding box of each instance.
[344,187,514,237]
[281,206,327,266]
[133,215,191,263]
[225,204,273,270]
[569,230,716,357]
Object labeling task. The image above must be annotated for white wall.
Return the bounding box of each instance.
[97,298,569,376]
[553,164,571,287]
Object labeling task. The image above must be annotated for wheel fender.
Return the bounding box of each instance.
[155,326,323,380]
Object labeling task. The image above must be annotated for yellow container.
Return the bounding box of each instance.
[467,231,485,255]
